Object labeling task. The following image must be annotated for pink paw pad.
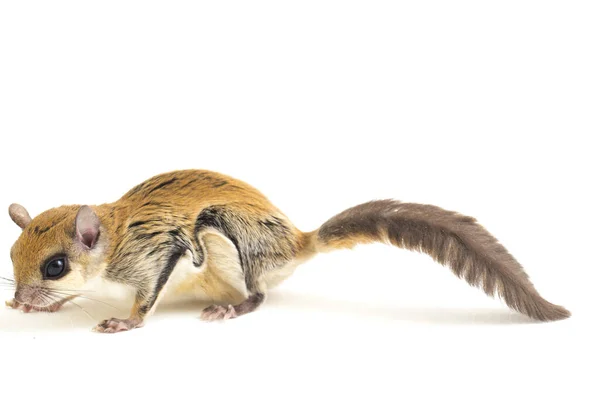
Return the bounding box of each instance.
[200,304,237,321]
[93,318,141,333]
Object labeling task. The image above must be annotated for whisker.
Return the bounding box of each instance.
[49,288,96,293]
[0,277,15,282]
[39,291,61,308]
[48,290,121,312]
[43,291,106,320]
[66,299,95,322]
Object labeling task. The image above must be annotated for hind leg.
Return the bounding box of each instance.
[200,259,307,320]
[195,228,267,321]
[195,204,303,321]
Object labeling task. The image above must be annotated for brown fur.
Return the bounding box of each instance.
[7,170,569,332]
[314,200,570,321]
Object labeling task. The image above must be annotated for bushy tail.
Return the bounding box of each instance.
[310,199,569,322]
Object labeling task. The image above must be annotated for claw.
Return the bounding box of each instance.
[93,318,143,334]
[201,304,238,321]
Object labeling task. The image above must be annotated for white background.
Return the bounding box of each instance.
[0,1,598,399]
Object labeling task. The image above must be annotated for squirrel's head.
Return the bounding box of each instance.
[8,204,107,307]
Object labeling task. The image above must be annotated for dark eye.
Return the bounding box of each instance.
[44,258,68,279]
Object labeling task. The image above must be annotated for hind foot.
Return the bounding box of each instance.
[200,292,265,322]
[201,304,237,321]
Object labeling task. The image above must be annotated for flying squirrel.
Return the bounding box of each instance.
[5,169,570,333]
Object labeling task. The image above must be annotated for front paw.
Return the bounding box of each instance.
[93,318,144,334]
[6,299,36,313]
[6,298,36,313]
[5,298,64,313]
[6,298,23,310]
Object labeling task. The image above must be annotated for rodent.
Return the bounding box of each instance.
[5,169,570,333]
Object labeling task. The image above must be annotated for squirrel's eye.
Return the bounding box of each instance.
[44,258,67,279]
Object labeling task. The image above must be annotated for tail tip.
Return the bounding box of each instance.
[537,304,571,322]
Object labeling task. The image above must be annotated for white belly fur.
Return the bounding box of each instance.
[263,257,309,289]
[161,252,212,303]
[86,229,310,306]
[162,228,249,304]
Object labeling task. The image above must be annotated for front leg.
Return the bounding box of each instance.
[94,250,186,334]
[92,280,169,334]
[92,293,148,333]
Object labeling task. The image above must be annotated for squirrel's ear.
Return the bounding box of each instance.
[75,206,101,249]
[9,204,32,230]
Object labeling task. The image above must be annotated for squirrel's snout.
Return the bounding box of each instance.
[14,285,35,305]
